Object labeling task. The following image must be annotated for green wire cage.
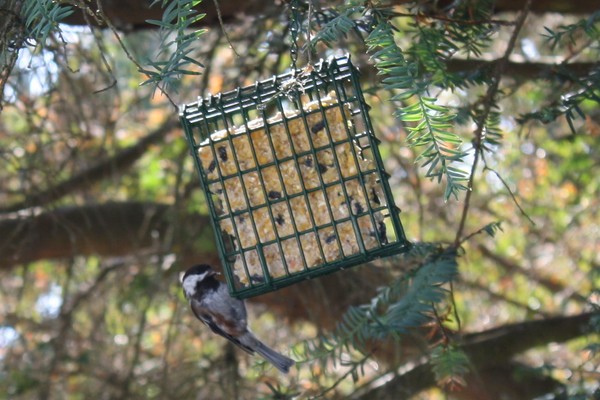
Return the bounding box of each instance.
[180,55,410,298]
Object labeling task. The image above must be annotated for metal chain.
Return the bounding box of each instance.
[289,0,301,73]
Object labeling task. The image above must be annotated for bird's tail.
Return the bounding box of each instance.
[239,332,294,374]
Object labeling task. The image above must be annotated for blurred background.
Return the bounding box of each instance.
[0,1,598,399]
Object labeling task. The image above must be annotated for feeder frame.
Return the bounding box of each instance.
[179,55,410,298]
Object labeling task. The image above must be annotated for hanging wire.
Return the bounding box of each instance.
[256,0,311,107]
[306,0,313,66]
[288,0,315,69]
[288,0,302,72]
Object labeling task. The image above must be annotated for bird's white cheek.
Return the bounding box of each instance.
[182,273,206,297]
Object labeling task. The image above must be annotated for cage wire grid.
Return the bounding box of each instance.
[180,55,410,298]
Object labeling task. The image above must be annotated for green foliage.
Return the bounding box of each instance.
[308,0,372,47]
[430,344,470,389]
[262,382,300,400]
[2,367,40,396]
[309,4,478,200]
[310,8,360,48]
[403,0,497,89]
[365,15,469,200]
[479,110,503,149]
[375,247,459,332]
[482,221,503,238]
[410,24,458,88]
[519,68,600,134]
[299,245,459,372]
[543,11,600,50]
[141,0,206,90]
[23,0,74,47]
[520,13,600,133]
[444,0,496,58]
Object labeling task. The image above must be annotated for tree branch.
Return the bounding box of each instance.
[61,0,274,30]
[0,200,406,335]
[56,0,596,31]
[455,0,531,245]
[353,311,598,399]
[477,244,588,303]
[0,0,25,110]
[0,201,213,269]
[446,59,598,81]
[0,119,178,214]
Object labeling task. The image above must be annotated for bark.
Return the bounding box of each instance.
[0,199,393,323]
[445,59,598,81]
[492,0,592,14]
[60,0,274,31]
[353,311,598,400]
[0,201,215,269]
[0,0,25,110]
[353,59,598,92]
[456,362,566,400]
[0,200,411,344]
[3,0,595,110]
[56,0,595,30]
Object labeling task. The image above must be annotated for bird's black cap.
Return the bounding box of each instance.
[182,264,216,281]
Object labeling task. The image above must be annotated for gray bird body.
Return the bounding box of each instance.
[182,264,294,373]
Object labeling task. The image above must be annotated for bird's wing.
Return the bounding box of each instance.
[190,301,255,355]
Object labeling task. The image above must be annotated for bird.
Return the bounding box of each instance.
[181,264,295,373]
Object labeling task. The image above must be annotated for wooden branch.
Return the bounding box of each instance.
[0,0,25,110]
[353,311,598,399]
[0,119,178,214]
[0,200,409,341]
[352,59,598,93]
[447,361,565,400]
[0,201,214,269]
[492,0,592,14]
[48,0,597,31]
[365,359,567,400]
[60,0,273,30]
[445,59,598,81]
[477,244,588,303]
[461,311,596,365]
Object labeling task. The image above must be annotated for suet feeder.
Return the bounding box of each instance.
[180,55,410,298]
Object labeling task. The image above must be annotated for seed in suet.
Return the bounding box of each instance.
[196,89,393,286]
[311,120,326,134]
[275,214,285,226]
[207,159,217,173]
[268,191,282,200]
[217,146,228,162]
[353,202,364,215]
[370,187,381,205]
[377,221,387,243]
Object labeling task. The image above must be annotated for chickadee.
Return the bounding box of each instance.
[181,264,295,373]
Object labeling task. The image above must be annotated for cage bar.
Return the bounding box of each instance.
[179,55,410,298]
